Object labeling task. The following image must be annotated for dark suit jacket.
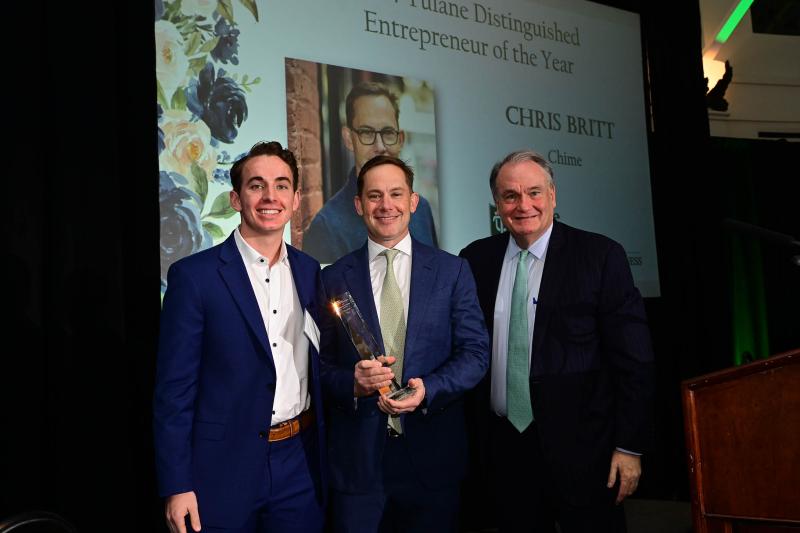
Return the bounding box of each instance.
[459,221,654,505]
[319,238,489,493]
[153,233,327,527]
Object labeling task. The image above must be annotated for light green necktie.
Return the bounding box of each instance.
[380,249,406,434]
[507,250,533,432]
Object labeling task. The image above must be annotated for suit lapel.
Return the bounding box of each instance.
[532,221,568,365]
[287,245,311,310]
[405,239,435,369]
[484,233,510,333]
[343,245,384,352]
[218,234,271,358]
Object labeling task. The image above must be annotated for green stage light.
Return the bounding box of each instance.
[716,0,754,43]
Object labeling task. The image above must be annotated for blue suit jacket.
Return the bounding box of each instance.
[153,233,327,528]
[460,221,655,506]
[319,238,489,493]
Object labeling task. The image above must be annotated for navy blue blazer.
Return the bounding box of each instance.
[319,238,489,493]
[460,221,655,505]
[153,233,327,528]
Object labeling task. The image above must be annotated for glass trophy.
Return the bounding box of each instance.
[331,291,415,400]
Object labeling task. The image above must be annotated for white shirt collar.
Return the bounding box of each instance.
[233,227,289,267]
[367,232,413,264]
[504,222,554,262]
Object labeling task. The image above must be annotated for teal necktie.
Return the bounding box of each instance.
[507,250,533,432]
[380,249,406,434]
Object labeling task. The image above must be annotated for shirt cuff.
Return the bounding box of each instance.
[615,447,642,456]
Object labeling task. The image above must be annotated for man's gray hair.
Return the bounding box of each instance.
[489,150,554,197]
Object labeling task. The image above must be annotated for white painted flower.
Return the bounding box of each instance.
[181,0,219,19]
[155,20,189,99]
[160,110,218,182]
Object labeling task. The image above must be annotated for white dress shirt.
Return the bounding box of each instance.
[490,223,553,417]
[234,229,310,425]
[367,233,412,326]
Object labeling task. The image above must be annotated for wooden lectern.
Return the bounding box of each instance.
[682,348,800,533]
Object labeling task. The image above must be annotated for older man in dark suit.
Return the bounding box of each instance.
[459,150,655,533]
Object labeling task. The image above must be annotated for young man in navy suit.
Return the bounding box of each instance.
[154,141,326,532]
[460,150,655,533]
[319,155,489,532]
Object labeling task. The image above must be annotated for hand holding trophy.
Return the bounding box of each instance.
[331,291,415,400]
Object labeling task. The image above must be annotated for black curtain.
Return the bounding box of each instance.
[3,1,161,530]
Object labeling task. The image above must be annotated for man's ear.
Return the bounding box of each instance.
[342,126,355,153]
[354,194,364,216]
[230,190,242,212]
[292,189,300,212]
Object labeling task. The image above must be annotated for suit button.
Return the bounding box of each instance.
[258,431,266,439]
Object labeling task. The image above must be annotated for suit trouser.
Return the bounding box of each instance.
[331,432,460,533]
[490,414,626,533]
[204,427,324,533]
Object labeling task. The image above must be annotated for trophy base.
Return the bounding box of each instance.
[386,385,416,401]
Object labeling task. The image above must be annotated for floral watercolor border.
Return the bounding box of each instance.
[155,0,260,292]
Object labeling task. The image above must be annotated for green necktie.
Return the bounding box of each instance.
[380,249,406,434]
[507,250,533,432]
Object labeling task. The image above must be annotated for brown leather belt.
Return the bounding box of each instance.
[268,409,314,442]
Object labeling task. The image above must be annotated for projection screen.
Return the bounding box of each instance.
[156,0,660,296]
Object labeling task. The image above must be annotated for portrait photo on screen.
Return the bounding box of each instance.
[286,59,440,264]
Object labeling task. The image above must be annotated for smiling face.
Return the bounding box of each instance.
[343,95,405,175]
[355,162,419,249]
[494,160,556,249]
[230,155,300,239]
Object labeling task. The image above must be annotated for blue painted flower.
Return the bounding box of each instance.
[186,62,248,144]
[212,168,230,185]
[211,18,240,65]
[157,103,165,154]
[159,171,212,286]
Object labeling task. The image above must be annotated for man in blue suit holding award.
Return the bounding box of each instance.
[154,141,326,533]
[460,150,655,532]
[319,155,489,532]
